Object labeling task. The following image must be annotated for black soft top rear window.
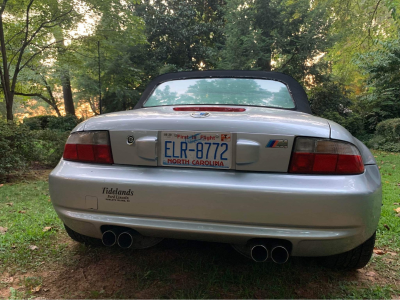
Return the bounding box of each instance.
[135,71,312,114]
[143,78,295,109]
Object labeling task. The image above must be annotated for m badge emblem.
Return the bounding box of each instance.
[266,139,288,148]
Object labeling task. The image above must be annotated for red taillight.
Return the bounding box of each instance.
[173,107,246,112]
[63,131,113,164]
[289,138,364,175]
[63,144,78,160]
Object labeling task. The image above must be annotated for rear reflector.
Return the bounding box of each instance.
[173,107,246,112]
[63,131,113,164]
[289,138,364,175]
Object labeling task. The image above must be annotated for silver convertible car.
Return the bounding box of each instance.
[49,71,381,269]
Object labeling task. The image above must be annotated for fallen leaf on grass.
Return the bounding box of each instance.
[31,285,41,293]
[396,213,400,218]
[11,245,16,249]
[394,203,400,205]
[387,251,397,256]
[6,203,13,206]
[18,210,26,214]
[366,271,376,277]
[43,288,49,292]
[0,184,3,187]
[42,226,52,232]
[29,245,38,251]
[394,207,400,213]
[373,249,386,255]
[383,224,390,230]
[0,226,7,234]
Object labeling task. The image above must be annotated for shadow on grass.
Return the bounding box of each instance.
[38,238,379,299]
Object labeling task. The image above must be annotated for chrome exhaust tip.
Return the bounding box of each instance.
[271,245,289,264]
[117,231,134,249]
[102,230,117,247]
[250,245,269,262]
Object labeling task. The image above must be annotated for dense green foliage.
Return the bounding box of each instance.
[366,118,400,152]
[0,122,37,182]
[24,115,80,131]
[32,129,70,166]
[0,0,400,165]
[0,122,69,182]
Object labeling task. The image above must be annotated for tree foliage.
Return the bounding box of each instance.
[70,0,146,114]
[354,40,400,131]
[0,0,79,120]
[135,0,224,72]
[0,0,400,143]
[218,0,335,82]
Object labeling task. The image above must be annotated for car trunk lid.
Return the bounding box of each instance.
[83,106,330,172]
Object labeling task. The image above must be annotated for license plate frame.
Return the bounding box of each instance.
[160,131,233,169]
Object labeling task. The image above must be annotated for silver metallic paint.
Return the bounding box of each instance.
[54,106,381,256]
[79,106,331,137]
[50,159,381,256]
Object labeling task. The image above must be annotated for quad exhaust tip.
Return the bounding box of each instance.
[117,231,134,249]
[271,245,289,264]
[102,230,117,247]
[250,245,269,262]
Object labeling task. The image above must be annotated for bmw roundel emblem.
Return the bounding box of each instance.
[191,112,210,118]
[127,135,135,145]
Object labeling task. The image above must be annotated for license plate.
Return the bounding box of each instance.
[161,131,232,169]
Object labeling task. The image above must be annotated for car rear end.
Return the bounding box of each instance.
[49,71,381,265]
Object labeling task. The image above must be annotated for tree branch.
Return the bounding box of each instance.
[18,39,65,72]
[5,27,25,46]
[26,7,73,44]
[10,0,34,92]
[371,0,382,23]
[279,53,296,70]
[14,91,55,105]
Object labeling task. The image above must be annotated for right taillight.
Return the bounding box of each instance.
[289,138,364,175]
[63,131,113,164]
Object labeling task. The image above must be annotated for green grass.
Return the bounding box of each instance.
[0,151,399,298]
[374,151,400,250]
[0,180,65,274]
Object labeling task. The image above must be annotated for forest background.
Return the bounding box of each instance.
[1,0,400,179]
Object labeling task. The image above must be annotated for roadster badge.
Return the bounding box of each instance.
[191,112,210,118]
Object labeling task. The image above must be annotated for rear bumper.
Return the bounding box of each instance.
[49,160,381,257]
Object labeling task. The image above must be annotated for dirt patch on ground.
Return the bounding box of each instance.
[5,167,52,183]
[1,238,398,299]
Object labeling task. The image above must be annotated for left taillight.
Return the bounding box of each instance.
[63,131,113,164]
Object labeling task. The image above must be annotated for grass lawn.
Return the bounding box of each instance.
[0,152,399,299]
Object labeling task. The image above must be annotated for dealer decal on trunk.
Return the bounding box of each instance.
[102,187,134,202]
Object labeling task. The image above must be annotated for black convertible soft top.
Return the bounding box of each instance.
[134,70,312,114]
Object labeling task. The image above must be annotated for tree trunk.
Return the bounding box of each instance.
[61,70,75,116]
[54,27,75,116]
[52,103,62,117]
[0,15,13,121]
[5,91,13,121]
